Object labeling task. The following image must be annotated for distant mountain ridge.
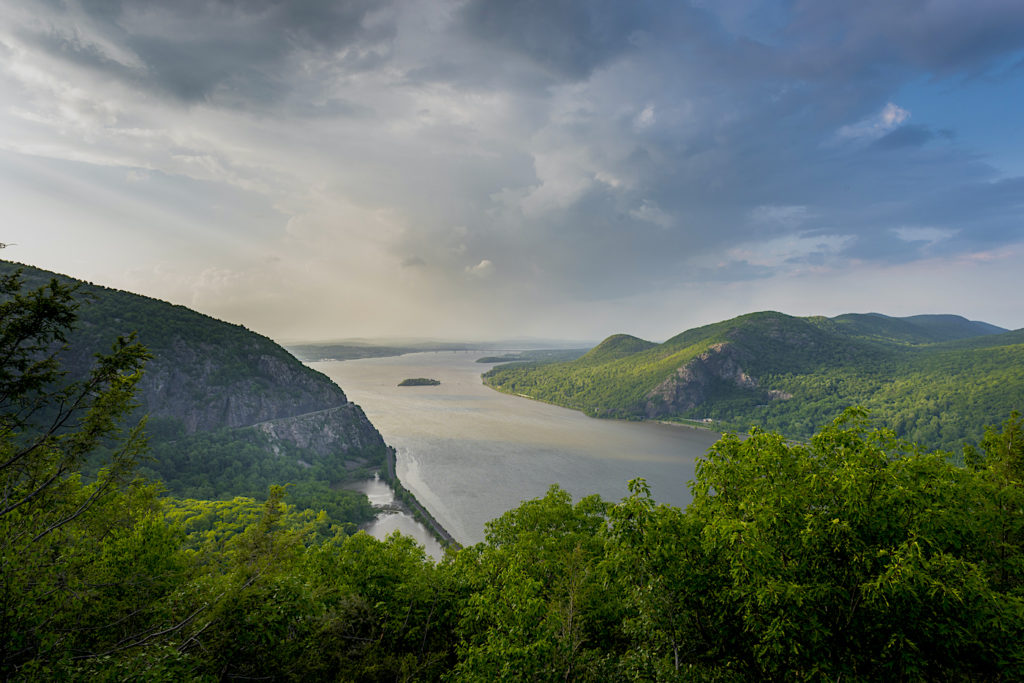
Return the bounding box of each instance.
[483,311,1022,451]
[1,260,386,498]
[828,312,1006,344]
[288,337,598,362]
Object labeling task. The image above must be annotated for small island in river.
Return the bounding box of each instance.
[398,377,441,386]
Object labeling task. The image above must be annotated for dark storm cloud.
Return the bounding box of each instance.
[21,0,397,104]
[457,0,660,81]
[782,0,1024,78]
[5,0,1024,332]
[25,25,138,81]
[592,0,1024,274]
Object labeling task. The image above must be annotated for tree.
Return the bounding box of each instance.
[0,270,149,519]
[451,486,625,681]
[0,270,157,675]
[608,408,1024,680]
[608,479,722,680]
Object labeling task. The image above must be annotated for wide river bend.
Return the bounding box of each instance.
[315,352,722,550]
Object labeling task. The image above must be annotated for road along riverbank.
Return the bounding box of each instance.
[380,446,461,551]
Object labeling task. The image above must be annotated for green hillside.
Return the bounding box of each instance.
[0,260,385,515]
[829,312,1005,344]
[483,311,1021,451]
[6,260,1024,680]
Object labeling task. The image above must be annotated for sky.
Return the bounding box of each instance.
[1,0,1023,343]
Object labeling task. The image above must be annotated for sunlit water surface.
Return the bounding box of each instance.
[314,352,721,549]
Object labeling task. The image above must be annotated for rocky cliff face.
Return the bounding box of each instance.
[128,332,385,473]
[643,342,790,418]
[252,404,385,461]
[140,338,348,434]
[136,336,387,469]
[1,260,385,474]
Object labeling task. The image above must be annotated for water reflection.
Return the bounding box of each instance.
[345,474,445,561]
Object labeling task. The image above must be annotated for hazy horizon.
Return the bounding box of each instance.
[278,311,1013,348]
[3,1,1023,340]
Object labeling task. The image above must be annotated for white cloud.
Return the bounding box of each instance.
[725,232,854,269]
[835,102,911,141]
[892,226,957,244]
[519,148,597,217]
[1,0,1023,341]
[466,258,494,277]
[880,102,910,127]
[633,104,655,130]
[630,200,673,229]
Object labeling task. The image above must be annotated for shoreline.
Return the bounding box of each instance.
[379,446,462,551]
[482,381,723,436]
[652,418,720,433]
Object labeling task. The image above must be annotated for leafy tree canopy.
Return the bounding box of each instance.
[4,269,1023,680]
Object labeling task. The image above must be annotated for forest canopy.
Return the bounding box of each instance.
[483,311,1024,452]
[2,271,1023,680]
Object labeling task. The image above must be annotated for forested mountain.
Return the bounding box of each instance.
[0,260,386,507]
[5,263,1024,679]
[484,311,1022,451]
[829,312,1006,343]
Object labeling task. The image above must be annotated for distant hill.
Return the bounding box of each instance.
[483,311,1021,452]
[476,349,589,364]
[1,260,386,507]
[580,334,658,362]
[288,338,596,362]
[288,341,471,362]
[829,312,1006,344]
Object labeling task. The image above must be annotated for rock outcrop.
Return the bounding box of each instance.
[643,342,789,418]
[140,339,348,434]
[252,404,385,460]
[1,260,385,473]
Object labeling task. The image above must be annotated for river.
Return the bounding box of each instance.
[314,352,722,551]
[344,473,446,560]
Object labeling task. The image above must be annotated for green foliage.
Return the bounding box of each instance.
[484,310,1023,451]
[9,406,1024,679]
[0,271,376,678]
[0,259,378,438]
[0,263,306,390]
[450,486,624,681]
[2,260,383,532]
[578,334,658,362]
[162,488,359,555]
[607,409,1024,680]
[829,312,1005,344]
[476,349,588,364]
[7,266,1024,679]
[0,270,173,676]
[129,428,378,526]
[399,377,442,386]
[300,531,456,680]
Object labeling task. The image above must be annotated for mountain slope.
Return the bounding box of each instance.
[828,312,1006,344]
[1,260,386,500]
[483,311,1022,451]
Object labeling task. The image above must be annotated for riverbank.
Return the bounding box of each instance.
[314,353,720,546]
[653,418,719,433]
[379,446,462,551]
[486,381,723,436]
